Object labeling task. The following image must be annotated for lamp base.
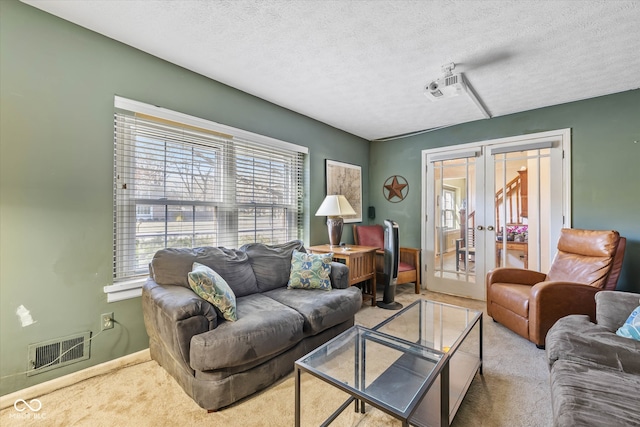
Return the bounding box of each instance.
[326,216,344,246]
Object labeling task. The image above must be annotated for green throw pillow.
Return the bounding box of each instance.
[188,262,237,321]
[287,250,333,290]
[616,305,640,341]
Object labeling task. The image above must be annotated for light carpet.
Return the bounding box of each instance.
[1,288,552,426]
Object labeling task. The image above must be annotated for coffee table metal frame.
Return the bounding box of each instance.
[374,299,483,426]
[295,325,448,427]
[294,299,482,427]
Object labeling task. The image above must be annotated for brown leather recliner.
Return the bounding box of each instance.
[353,224,421,295]
[486,228,626,348]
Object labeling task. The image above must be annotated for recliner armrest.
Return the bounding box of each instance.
[529,281,600,346]
[487,267,546,286]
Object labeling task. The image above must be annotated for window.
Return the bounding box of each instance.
[112,97,307,284]
[442,188,457,230]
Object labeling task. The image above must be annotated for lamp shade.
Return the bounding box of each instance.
[315,195,356,217]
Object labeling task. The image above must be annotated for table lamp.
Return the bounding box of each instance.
[315,195,356,246]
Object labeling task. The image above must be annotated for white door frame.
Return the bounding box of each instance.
[421,128,571,299]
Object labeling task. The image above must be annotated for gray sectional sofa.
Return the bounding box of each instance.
[141,240,362,411]
[546,290,640,426]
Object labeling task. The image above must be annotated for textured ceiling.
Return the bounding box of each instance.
[23,0,640,141]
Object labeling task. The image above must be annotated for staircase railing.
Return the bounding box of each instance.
[458,169,526,243]
[495,171,526,232]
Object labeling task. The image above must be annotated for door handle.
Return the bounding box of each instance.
[477,225,484,231]
[487,226,495,231]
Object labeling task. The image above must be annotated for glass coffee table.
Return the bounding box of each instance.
[295,300,482,426]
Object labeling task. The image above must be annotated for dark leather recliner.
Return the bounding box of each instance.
[486,228,626,348]
[353,224,421,294]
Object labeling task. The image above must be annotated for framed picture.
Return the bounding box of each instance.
[325,159,362,223]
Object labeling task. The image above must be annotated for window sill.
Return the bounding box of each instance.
[103,278,146,303]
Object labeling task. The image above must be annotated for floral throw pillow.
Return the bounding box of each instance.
[287,250,333,291]
[616,305,640,341]
[188,262,237,321]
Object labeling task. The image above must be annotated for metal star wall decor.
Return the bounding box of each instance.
[383,175,409,203]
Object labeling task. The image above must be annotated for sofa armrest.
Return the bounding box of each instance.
[330,262,349,289]
[546,314,640,374]
[142,278,218,368]
[529,281,601,346]
[596,290,640,331]
[546,314,594,368]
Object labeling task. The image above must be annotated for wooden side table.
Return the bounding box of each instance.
[496,241,529,269]
[307,244,378,306]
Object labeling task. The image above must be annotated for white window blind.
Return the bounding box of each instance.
[113,100,306,283]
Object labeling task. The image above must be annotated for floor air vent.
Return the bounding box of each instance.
[27,332,91,376]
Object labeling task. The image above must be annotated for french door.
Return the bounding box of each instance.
[422,129,571,300]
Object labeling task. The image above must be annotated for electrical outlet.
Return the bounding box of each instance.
[101,312,114,331]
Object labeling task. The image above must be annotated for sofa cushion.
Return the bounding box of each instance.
[264,286,362,335]
[287,250,333,291]
[239,240,305,292]
[189,293,304,371]
[551,360,640,427]
[188,263,237,322]
[150,247,259,297]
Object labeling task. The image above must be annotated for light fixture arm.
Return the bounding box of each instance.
[461,73,491,119]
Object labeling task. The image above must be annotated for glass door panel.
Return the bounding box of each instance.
[491,148,553,273]
[426,153,485,300]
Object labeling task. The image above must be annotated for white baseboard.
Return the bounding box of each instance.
[0,348,150,410]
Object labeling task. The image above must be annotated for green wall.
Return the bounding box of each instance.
[369,89,640,293]
[2,0,638,398]
[0,0,369,395]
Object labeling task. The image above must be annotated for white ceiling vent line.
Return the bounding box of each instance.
[424,63,491,119]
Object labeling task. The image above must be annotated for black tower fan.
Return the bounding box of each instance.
[377,219,403,310]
